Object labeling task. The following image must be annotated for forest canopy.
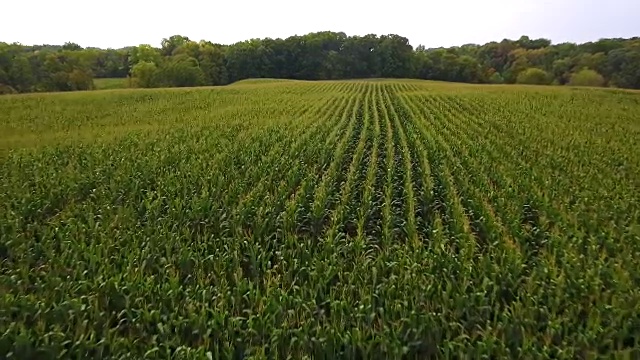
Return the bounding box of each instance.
[1,32,639,93]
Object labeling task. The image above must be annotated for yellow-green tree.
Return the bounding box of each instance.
[516,68,551,85]
[568,69,605,87]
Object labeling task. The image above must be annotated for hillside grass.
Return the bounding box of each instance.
[93,77,130,90]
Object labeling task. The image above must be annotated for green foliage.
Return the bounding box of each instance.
[67,69,95,91]
[505,49,530,80]
[91,49,129,78]
[62,42,83,51]
[3,34,640,93]
[568,69,605,87]
[1,80,639,357]
[161,35,191,56]
[607,44,640,89]
[7,55,34,92]
[552,57,573,84]
[0,43,95,93]
[156,55,205,87]
[516,35,552,50]
[198,42,228,85]
[516,68,551,85]
[131,61,158,88]
[131,56,205,88]
[456,55,483,83]
[377,34,415,78]
[488,71,504,84]
[129,44,161,67]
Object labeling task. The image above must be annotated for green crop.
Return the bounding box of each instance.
[1,80,639,359]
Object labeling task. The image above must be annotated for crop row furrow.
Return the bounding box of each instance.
[229,83,352,199]
[284,85,367,239]
[325,84,372,241]
[426,94,640,339]
[278,92,358,236]
[356,83,382,240]
[409,96,535,309]
[397,93,471,253]
[455,95,637,247]
[430,95,579,264]
[230,83,359,237]
[419,94,523,257]
[387,83,436,243]
[382,84,419,247]
[309,83,367,236]
[377,84,398,246]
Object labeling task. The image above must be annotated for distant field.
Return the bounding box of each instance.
[1,80,639,358]
[230,78,302,85]
[93,77,130,90]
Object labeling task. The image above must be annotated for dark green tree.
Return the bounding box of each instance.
[156,55,205,87]
[161,35,191,56]
[607,44,640,88]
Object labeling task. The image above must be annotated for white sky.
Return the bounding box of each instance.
[2,0,639,49]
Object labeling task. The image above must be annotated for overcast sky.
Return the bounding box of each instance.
[2,0,639,49]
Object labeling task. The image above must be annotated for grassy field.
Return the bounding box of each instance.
[93,77,130,90]
[1,80,639,358]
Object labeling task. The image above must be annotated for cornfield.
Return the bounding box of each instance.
[1,80,639,358]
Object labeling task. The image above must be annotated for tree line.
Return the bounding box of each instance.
[1,32,639,94]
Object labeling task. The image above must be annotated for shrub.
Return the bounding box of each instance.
[0,83,17,95]
[156,55,205,88]
[516,68,551,85]
[568,69,605,87]
[68,69,95,91]
[488,72,504,84]
[131,61,159,88]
